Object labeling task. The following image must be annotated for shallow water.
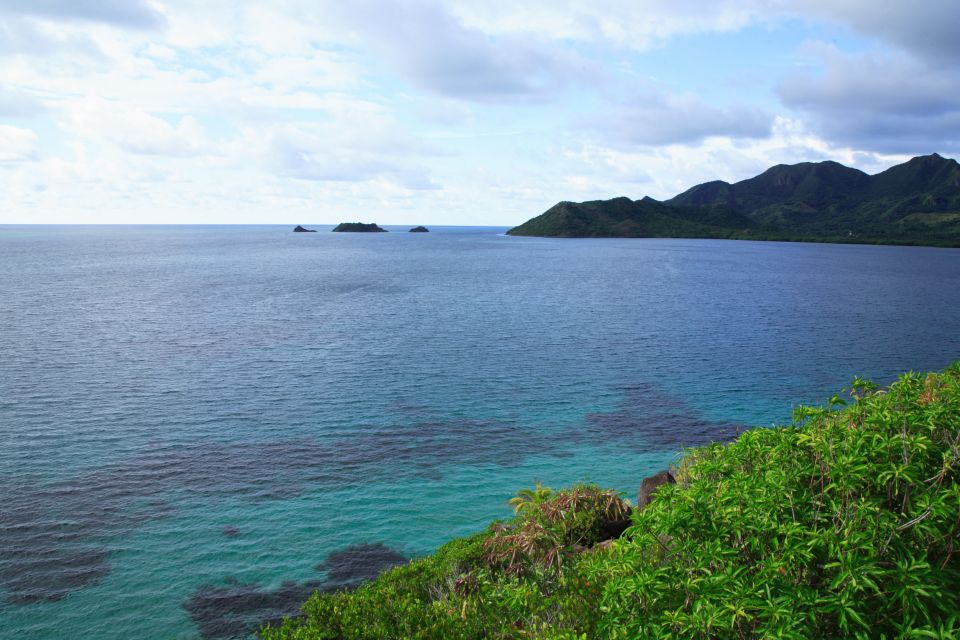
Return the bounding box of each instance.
[2,225,959,639]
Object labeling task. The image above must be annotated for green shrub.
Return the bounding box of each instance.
[593,363,960,639]
[260,488,618,639]
[485,484,630,577]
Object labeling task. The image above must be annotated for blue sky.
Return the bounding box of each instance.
[1,0,958,225]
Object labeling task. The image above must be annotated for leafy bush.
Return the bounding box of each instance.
[261,486,623,639]
[507,481,555,515]
[263,364,960,640]
[485,484,630,577]
[593,364,960,639]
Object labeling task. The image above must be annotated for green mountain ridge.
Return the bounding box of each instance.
[507,154,960,246]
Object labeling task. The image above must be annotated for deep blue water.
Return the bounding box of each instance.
[1,225,959,639]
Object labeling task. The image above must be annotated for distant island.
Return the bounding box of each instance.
[293,225,316,232]
[409,226,429,233]
[332,222,387,233]
[507,154,960,247]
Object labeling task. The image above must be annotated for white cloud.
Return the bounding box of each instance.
[0,124,39,163]
[779,43,960,153]
[452,0,777,49]
[254,102,442,189]
[0,0,954,224]
[60,98,211,157]
[251,53,362,94]
[592,88,773,147]
[781,44,960,115]
[556,116,912,202]
[0,86,44,116]
[326,0,600,102]
[0,0,166,30]
[143,43,176,61]
[789,0,960,63]
[0,14,104,56]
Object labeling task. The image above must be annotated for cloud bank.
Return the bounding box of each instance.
[0,1,955,224]
[0,0,166,29]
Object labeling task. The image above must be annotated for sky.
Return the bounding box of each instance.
[1,0,958,225]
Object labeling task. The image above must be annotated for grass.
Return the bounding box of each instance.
[262,363,960,639]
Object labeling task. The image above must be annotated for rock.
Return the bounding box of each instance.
[574,539,615,555]
[332,222,387,232]
[601,516,633,540]
[593,539,615,552]
[637,470,675,510]
[409,226,429,233]
[293,225,317,232]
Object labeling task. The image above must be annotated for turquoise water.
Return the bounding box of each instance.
[2,225,959,639]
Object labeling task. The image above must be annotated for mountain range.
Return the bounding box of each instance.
[506,154,960,246]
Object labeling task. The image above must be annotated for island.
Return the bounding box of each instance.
[507,153,960,247]
[332,222,387,233]
[292,225,316,232]
[409,226,429,233]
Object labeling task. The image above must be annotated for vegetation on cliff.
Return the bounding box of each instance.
[507,154,960,246]
[263,363,960,639]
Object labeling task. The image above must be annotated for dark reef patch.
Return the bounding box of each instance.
[314,543,407,588]
[0,539,110,605]
[0,386,721,605]
[0,484,131,603]
[578,383,743,450]
[185,543,406,639]
[0,414,553,603]
[184,579,325,640]
[370,418,561,472]
[0,386,734,604]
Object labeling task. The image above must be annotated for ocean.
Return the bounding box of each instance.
[2,225,959,639]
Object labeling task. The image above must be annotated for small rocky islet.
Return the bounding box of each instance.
[296,223,429,233]
[332,222,387,233]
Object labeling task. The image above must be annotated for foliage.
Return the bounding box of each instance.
[263,363,960,639]
[260,485,624,639]
[487,484,630,577]
[507,480,555,515]
[593,362,960,639]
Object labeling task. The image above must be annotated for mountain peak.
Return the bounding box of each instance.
[907,152,954,165]
[668,159,869,211]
